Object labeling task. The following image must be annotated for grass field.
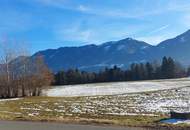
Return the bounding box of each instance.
[0,96,165,127]
[0,88,189,128]
[0,78,190,128]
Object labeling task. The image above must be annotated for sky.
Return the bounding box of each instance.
[0,0,190,54]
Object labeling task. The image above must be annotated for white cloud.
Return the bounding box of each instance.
[10,0,190,46]
[30,0,170,19]
[78,5,89,12]
[148,25,170,35]
[54,19,148,45]
[55,24,93,43]
[181,14,190,28]
[166,0,190,28]
[167,1,190,12]
[25,0,190,20]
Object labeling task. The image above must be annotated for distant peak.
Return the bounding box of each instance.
[119,37,149,45]
[100,41,116,46]
[177,29,190,38]
[186,29,190,33]
[184,29,190,35]
[119,37,135,42]
[100,37,151,47]
[174,29,190,42]
[125,37,134,40]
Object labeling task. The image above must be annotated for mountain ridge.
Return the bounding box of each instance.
[33,30,190,72]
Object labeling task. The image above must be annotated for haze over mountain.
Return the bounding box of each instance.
[33,30,190,72]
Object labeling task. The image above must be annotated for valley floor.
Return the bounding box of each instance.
[43,78,190,97]
[1,78,190,129]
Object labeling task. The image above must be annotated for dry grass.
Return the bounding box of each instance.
[0,87,190,128]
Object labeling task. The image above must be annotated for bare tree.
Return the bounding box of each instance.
[0,40,18,97]
[0,40,53,98]
[30,55,53,96]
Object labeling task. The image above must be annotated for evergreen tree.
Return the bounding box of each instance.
[146,62,154,79]
[167,57,175,78]
[134,64,140,80]
[161,56,168,79]
[139,63,146,80]
[54,57,186,85]
[187,67,190,77]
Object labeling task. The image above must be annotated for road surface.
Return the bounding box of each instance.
[0,121,153,130]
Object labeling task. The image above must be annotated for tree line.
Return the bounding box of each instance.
[54,57,188,85]
[0,42,53,98]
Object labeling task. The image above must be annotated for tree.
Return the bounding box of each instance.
[187,67,190,77]
[0,40,53,98]
[53,57,187,86]
[167,57,175,78]
[130,63,136,80]
[146,62,154,79]
[55,71,67,85]
[30,55,54,96]
[139,63,146,80]
[161,56,168,79]
[161,57,176,79]
[0,40,19,97]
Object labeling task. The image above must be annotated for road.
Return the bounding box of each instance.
[0,121,152,130]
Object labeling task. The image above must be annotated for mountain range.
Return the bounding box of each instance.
[33,30,190,72]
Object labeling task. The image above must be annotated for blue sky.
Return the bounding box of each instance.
[0,0,190,54]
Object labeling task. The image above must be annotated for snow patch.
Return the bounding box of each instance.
[104,46,111,51]
[28,112,39,116]
[43,78,190,97]
[106,112,158,116]
[0,98,21,102]
[161,119,190,124]
[141,46,148,50]
[20,107,41,111]
[117,45,125,50]
[180,36,186,42]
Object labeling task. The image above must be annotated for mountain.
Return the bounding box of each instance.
[33,38,152,72]
[153,30,190,65]
[33,30,190,72]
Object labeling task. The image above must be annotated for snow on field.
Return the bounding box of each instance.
[161,119,190,124]
[0,98,21,102]
[0,84,187,120]
[16,86,190,117]
[43,78,190,97]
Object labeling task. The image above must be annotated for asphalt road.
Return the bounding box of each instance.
[0,121,152,130]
